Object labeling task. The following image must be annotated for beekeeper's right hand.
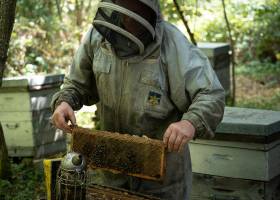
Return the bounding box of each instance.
[51,101,76,133]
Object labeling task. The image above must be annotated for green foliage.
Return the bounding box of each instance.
[5,0,98,77]
[4,0,280,77]
[0,159,45,200]
[160,0,201,23]
[253,1,280,62]
[76,111,96,129]
[235,61,280,111]
[236,92,280,111]
[160,0,280,63]
[236,61,280,82]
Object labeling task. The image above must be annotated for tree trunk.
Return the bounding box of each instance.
[0,0,16,85]
[55,0,63,21]
[75,0,84,27]
[0,0,17,179]
[221,0,236,105]
[0,124,10,179]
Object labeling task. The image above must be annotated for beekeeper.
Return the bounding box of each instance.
[51,0,225,199]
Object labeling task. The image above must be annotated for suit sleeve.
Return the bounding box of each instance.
[164,34,225,139]
[51,26,99,112]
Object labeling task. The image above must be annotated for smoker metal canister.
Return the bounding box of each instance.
[56,152,87,200]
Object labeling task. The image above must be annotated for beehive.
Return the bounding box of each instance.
[0,74,66,157]
[198,42,230,96]
[190,107,280,200]
[71,126,166,181]
[86,184,160,200]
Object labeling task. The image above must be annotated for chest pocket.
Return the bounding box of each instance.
[92,48,113,106]
[138,59,174,120]
[93,48,112,74]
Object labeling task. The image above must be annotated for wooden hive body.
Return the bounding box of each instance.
[198,42,230,96]
[86,184,160,200]
[190,107,280,200]
[0,74,66,158]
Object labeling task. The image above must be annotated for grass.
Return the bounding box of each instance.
[236,61,280,85]
[0,159,45,200]
[235,61,280,111]
[236,90,280,110]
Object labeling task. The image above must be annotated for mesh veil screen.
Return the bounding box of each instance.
[93,0,157,57]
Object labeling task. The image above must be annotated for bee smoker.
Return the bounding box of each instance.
[56,152,87,200]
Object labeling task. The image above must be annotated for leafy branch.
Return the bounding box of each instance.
[173,0,197,45]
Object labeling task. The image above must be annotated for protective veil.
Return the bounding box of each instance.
[93,0,157,58]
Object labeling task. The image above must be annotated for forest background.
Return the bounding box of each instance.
[4,0,280,109]
[0,0,280,199]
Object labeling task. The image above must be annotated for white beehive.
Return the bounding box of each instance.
[0,74,66,158]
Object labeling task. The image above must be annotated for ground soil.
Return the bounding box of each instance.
[235,75,280,110]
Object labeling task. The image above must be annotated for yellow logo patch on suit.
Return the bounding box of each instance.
[148,91,161,106]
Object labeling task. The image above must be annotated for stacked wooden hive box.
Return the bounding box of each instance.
[0,74,66,158]
[190,107,280,200]
[198,42,230,97]
[86,184,160,200]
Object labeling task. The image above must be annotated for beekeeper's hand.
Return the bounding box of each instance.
[51,102,76,133]
[163,120,195,152]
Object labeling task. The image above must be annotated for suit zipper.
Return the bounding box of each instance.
[115,60,128,132]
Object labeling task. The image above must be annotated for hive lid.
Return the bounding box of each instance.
[216,107,280,137]
[197,42,230,57]
[1,74,64,90]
